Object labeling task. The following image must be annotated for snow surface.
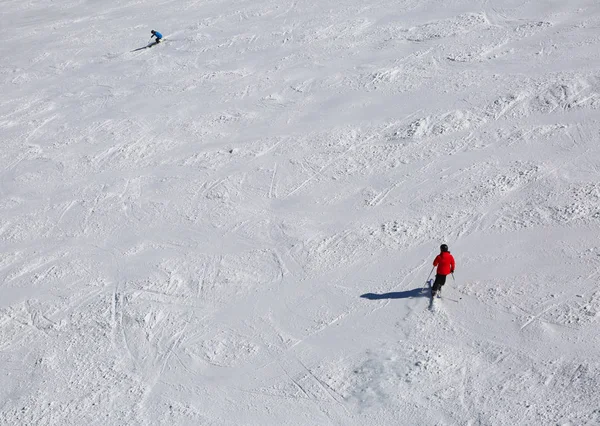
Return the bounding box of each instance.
[2,0,600,424]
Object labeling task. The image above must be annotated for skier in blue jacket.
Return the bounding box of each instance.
[151,30,163,43]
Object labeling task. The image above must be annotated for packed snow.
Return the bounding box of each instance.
[2,0,600,424]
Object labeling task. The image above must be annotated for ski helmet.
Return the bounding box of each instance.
[440,244,448,252]
[151,30,156,34]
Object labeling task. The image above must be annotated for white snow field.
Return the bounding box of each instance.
[2,0,600,424]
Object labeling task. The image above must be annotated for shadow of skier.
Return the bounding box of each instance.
[360,288,428,300]
[131,42,158,52]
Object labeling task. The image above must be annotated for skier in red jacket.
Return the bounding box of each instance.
[431,244,455,297]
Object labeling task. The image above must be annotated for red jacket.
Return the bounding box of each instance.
[433,252,455,276]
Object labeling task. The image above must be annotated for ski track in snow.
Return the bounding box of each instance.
[2,0,600,424]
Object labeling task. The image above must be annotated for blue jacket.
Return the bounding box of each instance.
[152,31,163,40]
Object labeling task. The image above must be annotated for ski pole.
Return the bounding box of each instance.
[450,273,462,300]
[422,266,435,291]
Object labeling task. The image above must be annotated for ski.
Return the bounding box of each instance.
[427,279,436,310]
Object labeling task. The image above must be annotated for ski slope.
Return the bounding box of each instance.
[2,0,600,424]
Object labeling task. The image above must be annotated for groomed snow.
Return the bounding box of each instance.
[2,0,600,424]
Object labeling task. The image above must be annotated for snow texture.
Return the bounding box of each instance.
[1,0,600,424]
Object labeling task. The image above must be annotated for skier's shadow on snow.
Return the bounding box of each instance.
[131,43,158,52]
[360,288,427,300]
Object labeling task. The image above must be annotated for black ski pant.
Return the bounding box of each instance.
[432,274,447,293]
